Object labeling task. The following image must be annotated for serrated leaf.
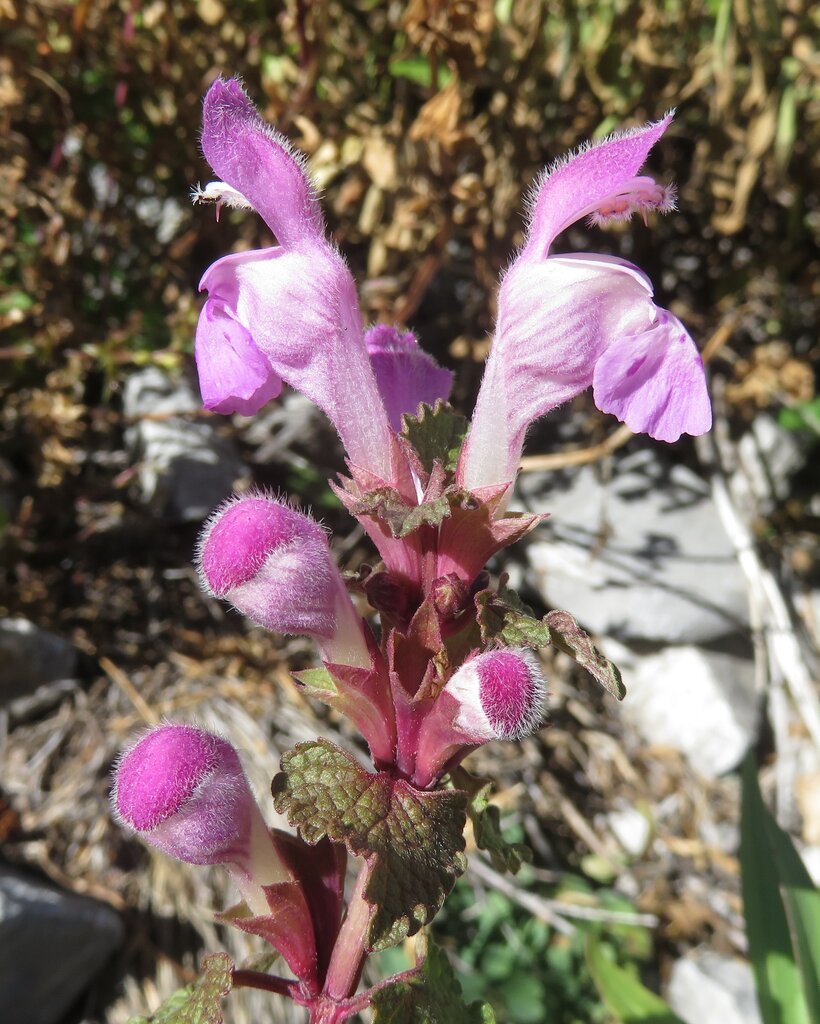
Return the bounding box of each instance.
[350,486,453,539]
[741,756,812,1024]
[464,779,531,874]
[128,954,233,1024]
[586,938,684,1023]
[272,740,467,950]
[401,401,469,476]
[372,937,496,1023]
[545,609,625,700]
[475,584,551,649]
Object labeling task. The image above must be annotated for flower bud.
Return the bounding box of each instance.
[413,649,547,788]
[113,724,289,914]
[196,493,370,668]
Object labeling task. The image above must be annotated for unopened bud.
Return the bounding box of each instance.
[196,494,370,667]
[413,649,547,788]
[113,724,288,914]
[448,648,547,742]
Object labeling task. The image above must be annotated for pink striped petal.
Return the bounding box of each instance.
[365,325,453,431]
[593,309,712,442]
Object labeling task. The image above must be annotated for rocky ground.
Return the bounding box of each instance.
[1,2,818,1023]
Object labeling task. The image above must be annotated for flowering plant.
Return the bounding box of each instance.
[113,79,710,1023]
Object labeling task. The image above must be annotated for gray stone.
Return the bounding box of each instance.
[606,805,652,858]
[517,449,749,643]
[123,367,249,521]
[0,866,123,1024]
[667,951,762,1024]
[0,619,77,706]
[609,641,759,778]
[733,414,809,516]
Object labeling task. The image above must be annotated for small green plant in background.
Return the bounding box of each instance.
[583,757,820,1024]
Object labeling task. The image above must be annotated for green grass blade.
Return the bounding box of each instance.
[781,885,820,1023]
[740,756,811,1024]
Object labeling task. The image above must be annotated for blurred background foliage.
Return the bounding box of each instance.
[1,1,818,1022]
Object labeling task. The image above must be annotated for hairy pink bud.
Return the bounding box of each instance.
[113,725,290,904]
[196,494,370,668]
[413,649,547,788]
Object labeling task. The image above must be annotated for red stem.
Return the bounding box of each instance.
[323,863,373,1001]
[231,969,300,999]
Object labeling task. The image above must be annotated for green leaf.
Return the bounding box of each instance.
[387,58,454,89]
[586,938,684,1023]
[272,740,467,950]
[372,937,496,1023]
[128,953,233,1024]
[401,402,469,476]
[350,486,453,538]
[545,610,625,700]
[0,290,34,315]
[456,772,531,874]
[740,756,812,1024]
[782,887,820,1023]
[475,583,552,650]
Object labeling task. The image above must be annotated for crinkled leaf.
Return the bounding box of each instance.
[475,582,551,649]
[401,401,469,476]
[372,937,496,1023]
[459,774,531,874]
[272,740,467,950]
[350,486,453,539]
[741,756,812,1024]
[128,953,233,1024]
[586,937,684,1023]
[545,609,625,700]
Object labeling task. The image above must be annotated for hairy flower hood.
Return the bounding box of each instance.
[195,78,396,480]
[458,113,712,492]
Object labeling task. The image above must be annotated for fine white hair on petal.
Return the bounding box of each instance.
[522,109,677,229]
[203,75,324,208]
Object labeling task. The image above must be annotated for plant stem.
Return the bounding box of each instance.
[323,862,373,1001]
[231,969,298,998]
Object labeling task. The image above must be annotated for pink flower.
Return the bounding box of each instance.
[364,324,453,431]
[459,113,712,491]
[196,493,371,669]
[195,78,394,480]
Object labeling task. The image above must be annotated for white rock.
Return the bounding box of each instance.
[611,643,759,778]
[606,805,651,858]
[124,367,249,521]
[667,951,762,1024]
[517,450,749,644]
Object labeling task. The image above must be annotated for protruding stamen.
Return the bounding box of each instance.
[588,176,677,227]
